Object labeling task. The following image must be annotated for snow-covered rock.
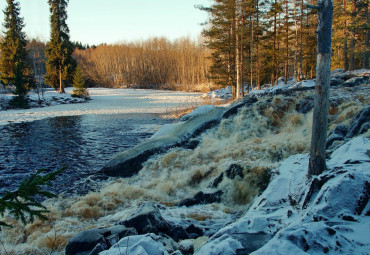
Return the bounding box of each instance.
[196,136,370,254]
[100,234,169,255]
[180,105,216,121]
[202,86,232,99]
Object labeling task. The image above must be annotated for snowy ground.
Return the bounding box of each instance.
[0,88,203,125]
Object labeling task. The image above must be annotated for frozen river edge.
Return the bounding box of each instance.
[0,87,204,126]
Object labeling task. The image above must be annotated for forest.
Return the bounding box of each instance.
[0,0,369,95]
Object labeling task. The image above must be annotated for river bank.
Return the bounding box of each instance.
[0,87,204,125]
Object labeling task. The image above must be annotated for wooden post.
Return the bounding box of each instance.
[308,0,333,177]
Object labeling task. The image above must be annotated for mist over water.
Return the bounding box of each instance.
[0,113,174,195]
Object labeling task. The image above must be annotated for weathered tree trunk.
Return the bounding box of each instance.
[58,66,64,93]
[284,0,289,84]
[235,0,242,99]
[308,0,333,177]
[349,0,356,70]
[272,0,278,87]
[343,0,349,70]
[363,0,369,68]
[256,0,261,89]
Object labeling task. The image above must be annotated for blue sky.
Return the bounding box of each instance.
[0,0,211,45]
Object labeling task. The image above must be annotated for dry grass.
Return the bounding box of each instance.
[160,97,231,119]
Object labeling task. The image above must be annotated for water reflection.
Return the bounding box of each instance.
[0,113,173,195]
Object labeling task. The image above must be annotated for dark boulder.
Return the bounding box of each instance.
[343,76,369,87]
[346,107,370,139]
[120,203,191,241]
[326,124,347,149]
[330,77,344,87]
[65,229,108,255]
[120,203,171,235]
[177,190,223,207]
[65,226,137,255]
[226,164,244,179]
[210,164,244,188]
[185,224,204,239]
[210,172,224,188]
[222,96,258,119]
[168,226,191,242]
[295,97,314,114]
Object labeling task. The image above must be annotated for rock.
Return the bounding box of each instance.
[65,229,109,255]
[210,172,224,188]
[222,96,258,119]
[177,190,223,207]
[343,76,369,87]
[346,106,370,139]
[89,243,105,255]
[179,240,194,255]
[181,105,216,121]
[185,224,204,239]
[100,233,169,255]
[225,164,244,179]
[168,226,191,242]
[210,164,244,189]
[330,77,344,87]
[121,203,171,235]
[170,251,183,255]
[195,234,243,255]
[295,97,314,114]
[100,107,225,177]
[107,225,137,240]
[326,124,347,149]
[331,68,345,76]
[65,226,137,255]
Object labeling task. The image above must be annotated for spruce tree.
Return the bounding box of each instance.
[0,0,29,101]
[0,167,66,227]
[45,0,76,93]
[72,66,88,98]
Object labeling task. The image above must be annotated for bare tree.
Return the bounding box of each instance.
[308,0,333,177]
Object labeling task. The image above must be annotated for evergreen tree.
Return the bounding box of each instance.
[45,0,76,93]
[0,0,29,101]
[72,66,88,98]
[0,167,66,227]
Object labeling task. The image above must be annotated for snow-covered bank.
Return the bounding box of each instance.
[197,137,370,255]
[202,68,370,99]
[0,88,203,125]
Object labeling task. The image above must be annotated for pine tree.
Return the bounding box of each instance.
[198,1,237,91]
[0,167,66,227]
[45,0,76,93]
[72,66,88,98]
[0,0,29,101]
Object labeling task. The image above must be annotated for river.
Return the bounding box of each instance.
[0,88,203,196]
[0,113,174,195]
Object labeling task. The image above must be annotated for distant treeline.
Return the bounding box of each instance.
[73,37,214,91]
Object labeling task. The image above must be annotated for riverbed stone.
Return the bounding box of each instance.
[120,203,171,235]
[65,226,137,255]
[177,190,223,207]
[65,229,109,255]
